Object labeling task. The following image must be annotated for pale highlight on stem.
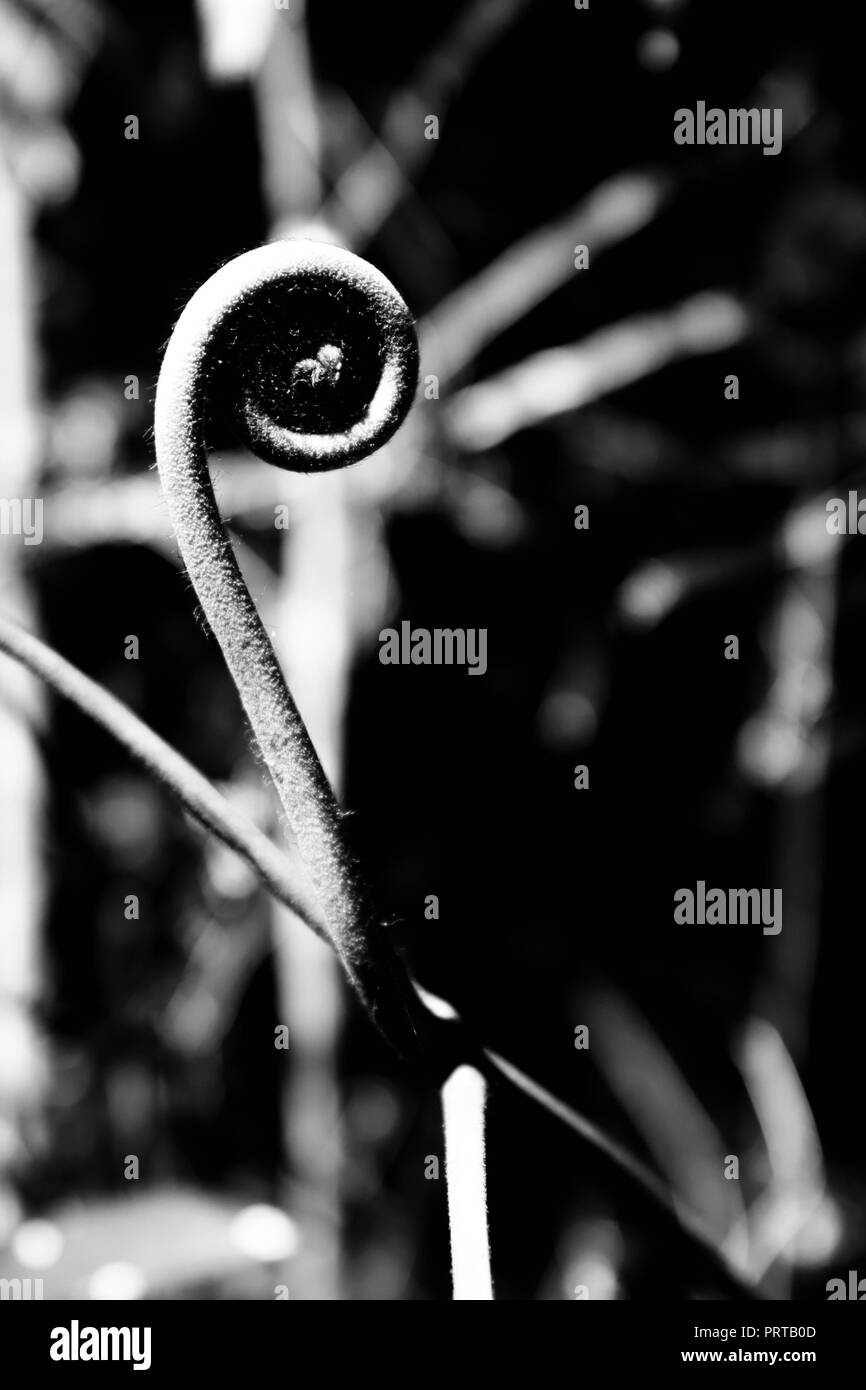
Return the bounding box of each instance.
[442,1065,494,1300]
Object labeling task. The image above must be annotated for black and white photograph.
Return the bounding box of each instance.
[0,0,863,1354]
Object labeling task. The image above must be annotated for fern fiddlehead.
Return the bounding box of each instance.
[154,239,436,1065]
[149,238,759,1302]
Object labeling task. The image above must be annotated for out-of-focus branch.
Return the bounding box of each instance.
[0,103,48,1237]
[422,170,673,385]
[446,292,750,452]
[584,986,749,1265]
[321,0,532,248]
[733,1020,837,1284]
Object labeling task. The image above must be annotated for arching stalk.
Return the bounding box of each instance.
[154,239,431,1063]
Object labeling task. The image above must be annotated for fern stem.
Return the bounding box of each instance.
[154,240,435,1062]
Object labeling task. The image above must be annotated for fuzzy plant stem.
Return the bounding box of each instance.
[442,1065,494,1299]
[154,239,438,1066]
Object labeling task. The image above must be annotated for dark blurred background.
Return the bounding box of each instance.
[0,0,863,1299]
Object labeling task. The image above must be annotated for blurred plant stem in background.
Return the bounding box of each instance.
[585,986,749,1269]
[737,498,841,1293]
[321,0,532,250]
[743,497,840,1060]
[270,471,351,1301]
[0,125,47,1239]
[446,293,750,453]
[250,0,344,1300]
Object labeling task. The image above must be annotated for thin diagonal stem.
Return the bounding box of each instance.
[480,1048,762,1301]
[0,610,326,939]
